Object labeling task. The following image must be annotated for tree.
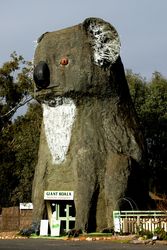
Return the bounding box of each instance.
[0,122,16,206]
[0,52,33,128]
[142,72,167,194]
[126,69,148,115]
[127,70,167,194]
[0,52,42,207]
[11,103,42,204]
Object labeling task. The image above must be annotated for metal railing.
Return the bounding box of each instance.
[113,210,167,234]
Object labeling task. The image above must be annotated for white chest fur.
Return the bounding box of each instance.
[43,98,76,164]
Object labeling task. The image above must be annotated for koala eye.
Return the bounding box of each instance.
[60,57,68,65]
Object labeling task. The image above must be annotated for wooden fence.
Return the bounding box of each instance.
[0,206,33,231]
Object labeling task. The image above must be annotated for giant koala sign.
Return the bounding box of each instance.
[32,17,148,232]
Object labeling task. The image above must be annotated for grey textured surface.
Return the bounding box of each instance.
[32,18,148,232]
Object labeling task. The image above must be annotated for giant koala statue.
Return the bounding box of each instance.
[32,17,148,232]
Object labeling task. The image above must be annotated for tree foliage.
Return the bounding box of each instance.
[11,103,42,204]
[0,52,33,128]
[0,53,42,207]
[127,70,167,194]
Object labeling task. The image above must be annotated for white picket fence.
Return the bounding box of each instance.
[113,211,167,234]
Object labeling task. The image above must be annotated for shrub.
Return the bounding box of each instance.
[154,227,167,240]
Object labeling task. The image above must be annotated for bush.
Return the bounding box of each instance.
[154,227,167,240]
[137,226,153,239]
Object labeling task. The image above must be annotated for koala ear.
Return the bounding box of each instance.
[37,32,49,43]
[83,18,121,67]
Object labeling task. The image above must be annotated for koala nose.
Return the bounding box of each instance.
[33,61,50,89]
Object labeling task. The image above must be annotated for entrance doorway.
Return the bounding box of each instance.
[44,191,75,233]
[52,200,75,232]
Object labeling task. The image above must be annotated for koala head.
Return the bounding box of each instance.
[33,17,121,103]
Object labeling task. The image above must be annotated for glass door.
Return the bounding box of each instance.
[55,201,75,232]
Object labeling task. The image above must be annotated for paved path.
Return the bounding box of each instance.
[0,239,167,250]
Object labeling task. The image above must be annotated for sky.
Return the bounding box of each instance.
[0,0,167,80]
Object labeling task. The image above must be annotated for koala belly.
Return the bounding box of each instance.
[42,98,76,164]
